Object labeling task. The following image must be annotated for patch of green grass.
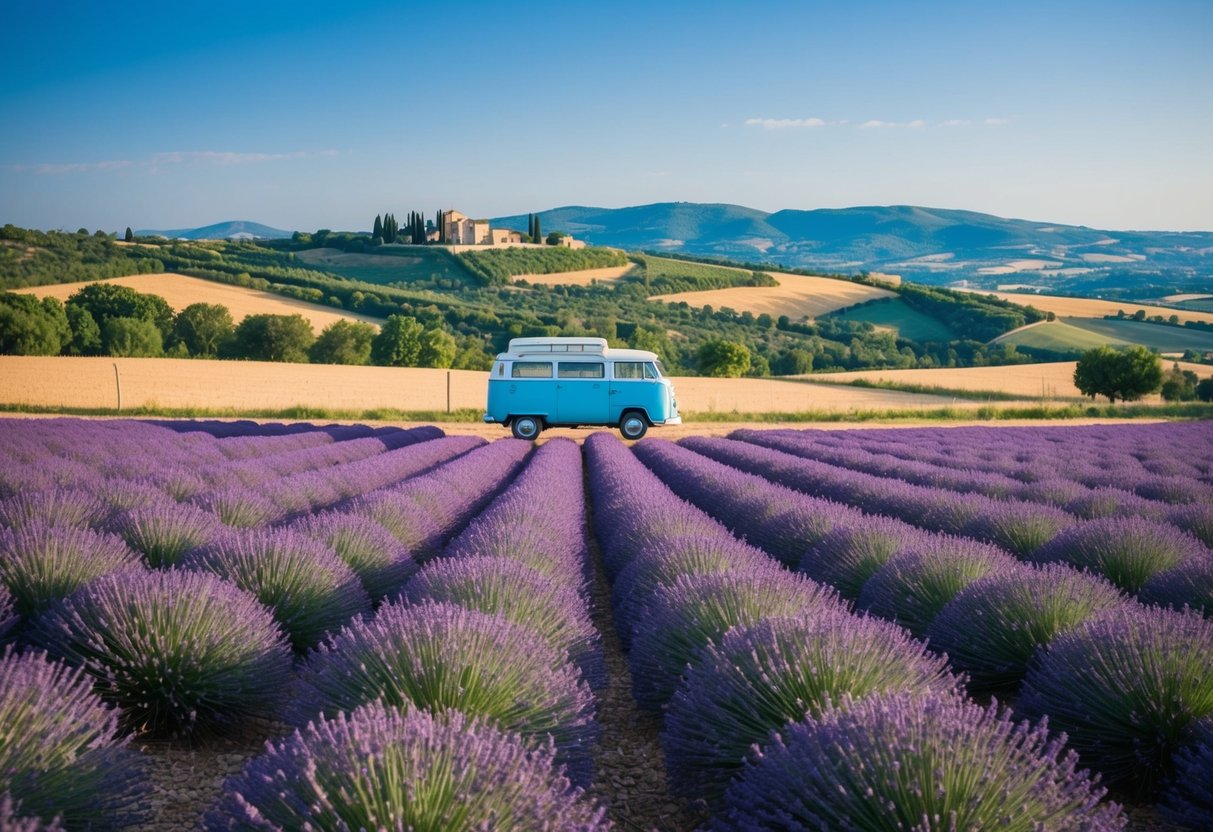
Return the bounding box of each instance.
[1063,317,1213,353]
[296,247,475,286]
[799,377,1026,401]
[632,253,777,295]
[995,320,1132,353]
[827,297,957,342]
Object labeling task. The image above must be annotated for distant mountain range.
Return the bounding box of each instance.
[492,203,1213,292]
[143,204,1213,293]
[136,220,292,240]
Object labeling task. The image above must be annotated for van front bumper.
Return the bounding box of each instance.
[659,415,683,426]
[483,414,496,423]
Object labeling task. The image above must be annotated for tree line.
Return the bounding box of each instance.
[0,283,462,369]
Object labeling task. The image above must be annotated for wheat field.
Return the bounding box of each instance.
[651,272,896,319]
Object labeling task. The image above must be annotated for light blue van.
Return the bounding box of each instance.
[484,337,681,440]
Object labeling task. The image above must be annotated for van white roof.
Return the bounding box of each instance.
[497,336,659,363]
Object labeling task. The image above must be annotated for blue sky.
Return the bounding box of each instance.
[2,0,1210,232]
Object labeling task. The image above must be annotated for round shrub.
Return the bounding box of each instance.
[92,477,174,518]
[1029,517,1209,593]
[630,570,844,711]
[184,528,371,651]
[31,569,293,736]
[0,522,143,620]
[205,702,609,831]
[857,535,1019,638]
[1020,604,1213,794]
[600,513,724,580]
[927,563,1125,690]
[1170,503,1213,548]
[1065,487,1163,521]
[401,556,604,689]
[289,600,598,786]
[799,516,927,600]
[611,534,779,647]
[346,491,441,553]
[113,501,225,568]
[715,692,1126,832]
[1139,557,1213,616]
[1135,475,1212,505]
[0,648,149,829]
[290,511,415,601]
[960,500,1074,557]
[0,488,108,531]
[663,615,958,807]
[1161,718,1213,830]
[190,486,284,528]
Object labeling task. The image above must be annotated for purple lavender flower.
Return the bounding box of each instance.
[0,793,66,832]
[857,535,1020,638]
[0,584,15,639]
[112,501,225,568]
[1020,605,1213,795]
[629,570,844,711]
[1161,718,1213,829]
[1170,503,1213,548]
[1029,517,1210,593]
[205,702,610,831]
[715,692,1125,831]
[0,489,108,531]
[663,614,958,807]
[927,563,1126,690]
[189,485,285,528]
[1065,487,1165,521]
[30,569,292,736]
[960,499,1075,557]
[0,647,150,829]
[0,522,143,619]
[401,556,605,689]
[1139,557,1213,616]
[183,527,372,650]
[290,511,415,602]
[799,516,929,600]
[290,600,599,786]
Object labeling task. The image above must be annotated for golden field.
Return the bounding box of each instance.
[514,264,638,286]
[16,273,383,331]
[651,272,896,319]
[966,289,1213,325]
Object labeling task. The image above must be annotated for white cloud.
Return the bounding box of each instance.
[744,117,830,129]
[907,119,926,128]
[9,149,339,175]
[984,117,1010,126]
[860,120,899,129]
[941,119,972,127]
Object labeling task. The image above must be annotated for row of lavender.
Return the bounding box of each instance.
[0,420,604,828]
[631,434,1212,825]
[689,431,1213,613]
[735,423,1213,544]
[586,432,1128,830]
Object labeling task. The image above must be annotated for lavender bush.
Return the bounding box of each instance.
[401,556,604,689]
[1169,503,1213,548]
[715,692,1125,831]
[1065,487,1163,521]
[1020,604,1213,794]
[629,570,844,710]
[928,563,1125,690]
[0,522,143,620]
[856,536,1020,638]
[0,793,65,832]
[663,614,958,807]
[205,702,609,831]
[31,569,292,735]
[0,648,150,829]
[1139,557,1213,616]
[289,600,598,785]
[184,527,372,650]
[112,501,225,568]
[799,516,928,600]
[0,584,15,639]
[1161,718,1213,830]
[290,511,415,601]
[960,500,1074,557]
[0,488,108,531]
[1030,517,1210,593]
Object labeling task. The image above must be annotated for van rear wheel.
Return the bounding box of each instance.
[511,415,543,441]
[619,411,648,440]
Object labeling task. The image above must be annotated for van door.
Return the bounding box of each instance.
[555,361,609,424]
[502,360,556,421]
[609,361,665,423]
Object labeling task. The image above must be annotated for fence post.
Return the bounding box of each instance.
[113,362,122,412]
[446,371,452,414]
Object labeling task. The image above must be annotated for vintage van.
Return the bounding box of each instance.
[484,336,681,440]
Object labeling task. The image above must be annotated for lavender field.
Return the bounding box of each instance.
[1,417,1211,830]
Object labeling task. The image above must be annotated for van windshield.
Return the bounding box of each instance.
[650,361,665,378]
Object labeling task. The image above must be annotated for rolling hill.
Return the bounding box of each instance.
[136,220,293,240]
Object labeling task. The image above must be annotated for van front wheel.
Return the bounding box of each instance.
[619,411,649,440]
[511,416,543,441]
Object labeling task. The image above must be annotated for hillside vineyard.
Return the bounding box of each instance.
[0,417,1210,829]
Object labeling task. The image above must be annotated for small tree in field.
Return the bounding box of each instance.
[418,328,456,368]
[698,339,751,378]
[124,227,134,242]
[1197,378,1213,402]
[1160,363,1199,402]
[232,314,314,363]
[1073,345,1163,404]
[310,320,376,365]
[371,314,424,367]
[174,303,234,358]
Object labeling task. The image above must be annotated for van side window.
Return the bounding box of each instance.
[615,362,644,379]
[644,362,660,379]
[558,362,604,379]
[512,361,553,378]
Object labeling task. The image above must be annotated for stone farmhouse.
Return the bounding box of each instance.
[439,209,585,249]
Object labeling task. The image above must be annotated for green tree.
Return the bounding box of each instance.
[65,304,102,355]
[66,283,175,343]
[533,214,541,243]
[0,293,71,355]
[371,314,424,366]
[310,319,376,365]
[124,227,134,242]
[103,316,163,357]
[174,303,234,357]
[1196,378,1213,403]
[231,313,315,362]
[1073,345,1163,404]
[698,339,751,377]
[418,328,457,368]
[1160,362,1199,402]
[373,215,383,239]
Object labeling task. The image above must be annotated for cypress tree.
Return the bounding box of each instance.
[124,227,134,242]
[534,214,542,243]
[373,214,383,239]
